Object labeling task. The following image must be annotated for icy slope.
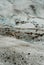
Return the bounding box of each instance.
[0,0,44,42]
[0,0,44,27]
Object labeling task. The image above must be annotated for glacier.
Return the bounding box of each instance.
[0,0,44,65]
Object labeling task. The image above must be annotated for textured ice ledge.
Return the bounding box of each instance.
[0,35,44,65]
